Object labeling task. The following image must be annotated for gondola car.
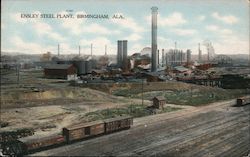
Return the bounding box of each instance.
[236,97,250,106]
[63,120,105,143]
[18,134,65,154]
[104,116,133,133]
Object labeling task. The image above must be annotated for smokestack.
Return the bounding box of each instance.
[105,45,107,55]
[162,49,164,67]
[175,42,177,49]
[58,44,60,56]
[198,43,202,62]
[117,40,123,68]
[122,40,128,72]
[187,49,191,64]
[91,43,93,56]
[79,45,81,56]
[207,43,210,61]
[151,6,158,72]
[157,49,160,68]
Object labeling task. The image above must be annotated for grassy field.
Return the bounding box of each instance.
[142,89,246,106]
[109,82,248,106]
[81,104,181,122]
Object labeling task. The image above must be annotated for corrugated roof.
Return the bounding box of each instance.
[44,64,73,70]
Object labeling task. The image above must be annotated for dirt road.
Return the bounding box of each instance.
[32,100,250,157]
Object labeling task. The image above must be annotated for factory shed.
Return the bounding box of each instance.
[44,64,77,80]
[152,96,165,109]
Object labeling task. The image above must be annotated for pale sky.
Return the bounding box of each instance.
[1,0,249,55]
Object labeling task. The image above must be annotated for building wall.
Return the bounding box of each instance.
[44,65,76,79]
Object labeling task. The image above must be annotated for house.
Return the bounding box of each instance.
[152,96,166,110]
[44,64,77,80]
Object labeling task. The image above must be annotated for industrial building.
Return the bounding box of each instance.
[44,64,77,80]
[166,49,186,66]
[129,53,151,70]
[55,59,96,76]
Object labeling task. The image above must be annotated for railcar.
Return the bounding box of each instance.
[11,116,133,155]
[236,97,250,106]
[63,120,105,143]
[18,134,65,154]
[104,116,133,133]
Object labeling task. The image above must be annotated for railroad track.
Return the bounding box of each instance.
[167,124,250,157]
[92,108,247,156]
[118,113,247,153]
[120,111,249,156]
[32,99,248,156]
[37,111,227,156]
[191,126,249,157]
[84,112,230,154]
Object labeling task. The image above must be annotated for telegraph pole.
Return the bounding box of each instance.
[79,45,81,56]
[141,78,144,106]
[16,64,20,84]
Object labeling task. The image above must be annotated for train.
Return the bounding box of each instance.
[236,97,250,106]
[2,116,133,155]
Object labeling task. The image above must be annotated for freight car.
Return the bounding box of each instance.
[63,120,105,143]
[11,116,133,155]
[18,134,65,154]
[236,97,250,106]
[104,116,133,133]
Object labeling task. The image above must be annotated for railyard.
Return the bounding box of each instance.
[32,99,250,157]
[1,69,250,156]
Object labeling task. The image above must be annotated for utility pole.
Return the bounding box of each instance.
[105,45,107,56]
[16,64,20,84]
[91,43,93,56]
[58,44,60,56]
[141,78,144,106]
[79,45,81,56]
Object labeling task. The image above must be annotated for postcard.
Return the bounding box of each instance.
[1,0,250,156]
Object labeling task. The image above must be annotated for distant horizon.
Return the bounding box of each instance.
[2,50,249,57]
[2,0,249,56]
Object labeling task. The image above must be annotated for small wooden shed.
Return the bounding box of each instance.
[152,96,166,110]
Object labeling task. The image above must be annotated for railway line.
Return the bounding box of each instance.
[122,111,249,156]
[32,100,250,157]
[175,123,249,156]
[190,126,249,157]
[149,118,249,157]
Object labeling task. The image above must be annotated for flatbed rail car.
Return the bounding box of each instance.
[236,97,250,106]
[63,120,105,143]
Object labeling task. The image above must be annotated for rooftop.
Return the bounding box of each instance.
[44,64,73,70]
